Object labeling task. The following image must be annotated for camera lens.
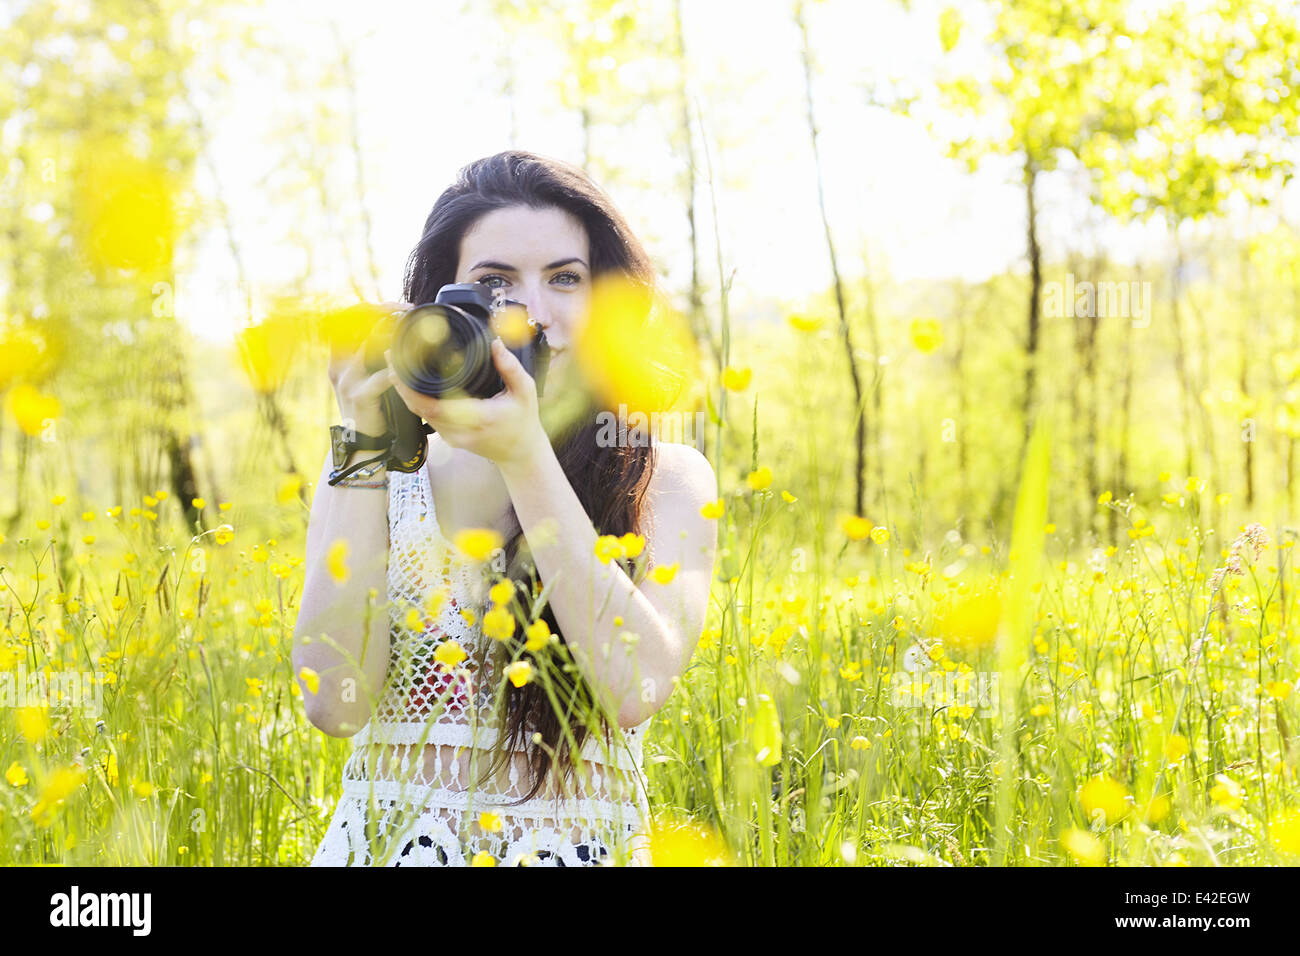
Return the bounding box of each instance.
[391,304,496,398]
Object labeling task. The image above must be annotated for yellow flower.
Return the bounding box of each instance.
[1097,490,1112,505]
[454,528,503,562]
[721,366,752,391]
[17,706,49,742]
[298,667,320,695]
[780,490,797,503]
[82,534,95,546]
[1267,680,1293,701]
[483,605,516,642]
[1060,828,1106,866]
[1271,809,1300,857]
[276,473,303,504]
[133,780,155,799]
[619,532,645,558]
[850,736,870,751]
[326,539,350,584]
[1144,793,1171,825]
[479,811,503,833]
[31,765,87,827]
[648,818,733,866]
[840,514,872,540]
[700,499,725,520]
[7,384,61,437]
[870,526,890,545]
[650,563,680,585]
[471,851,497,867]
[103,752,118,787]
[934,585,1002,653]
[192,497,206,509]
[594,534,625,564]
[214,524,235,545]
[505,660,534,688]
[524,620,551,652]
[219,501,232,511]
[433,640,468,671]
[424,589,448,618]
[6,762,28,787]
[909,317,943,353]
[488,579,515,606]
[1078,775,1130,827]
[1164,734,1190,762]
[746,467,772,491]
[245,677,263,697]
[1209,774,1243,810]
[573,274,699,419]
[787,313,822,333]
[405,607,425,632]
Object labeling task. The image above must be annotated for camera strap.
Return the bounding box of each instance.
[327,446,392,486]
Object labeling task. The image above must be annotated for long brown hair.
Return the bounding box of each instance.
[401,150,659,803]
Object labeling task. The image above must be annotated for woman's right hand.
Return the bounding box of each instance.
[328,300,412,435]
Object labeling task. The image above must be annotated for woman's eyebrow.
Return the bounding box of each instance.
[468,257,589,271]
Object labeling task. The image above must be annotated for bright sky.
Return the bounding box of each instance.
[177,0,1225,342]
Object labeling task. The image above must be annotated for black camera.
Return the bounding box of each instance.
[362,282,551,474]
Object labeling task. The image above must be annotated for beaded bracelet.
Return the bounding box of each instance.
[335,459,388,489]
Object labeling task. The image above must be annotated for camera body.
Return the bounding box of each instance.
[363,281,551,473]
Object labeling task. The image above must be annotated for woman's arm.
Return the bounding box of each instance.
[292,447,392,737]
[498,435,718,728]
[292,326,407,738]
[385,337,718,728]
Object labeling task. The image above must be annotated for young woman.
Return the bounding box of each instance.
[294,150,718,866]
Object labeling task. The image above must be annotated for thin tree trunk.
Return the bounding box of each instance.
[794,0,865,515]
[1023,160,1043,451]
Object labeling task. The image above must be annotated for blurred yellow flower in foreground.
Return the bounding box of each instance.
[454,528,502,562]
[574,275,699,419]
[1060,828,1106,866]
[841,514,872,540]
[327,539,350,584]
[237,313,300,395]
[650,563,679,585]
[483,606,516,642]
[31,765,87,828]
[787,313,822,333]
[722,366,752,391]
[700,499,725,520]
[479,811,503,833]
[1272,809,1300,857]
[505,660,534,688]
[1210,774,1244,810]
[6,384,61,437]
[934,584,1002,653]
[17,706,49,742]
[1163,733,1189,763]
[297,667,320,696]
[524,620,550,652]
[434,640,467,672]
[909,317,944,353]
[746,467,772,491]
[471,851,497,867]
[1078,774,1130,826]
[74,137,180,272]
[277,472,304,504]
[5,762,28,787]
[648,818,734,866]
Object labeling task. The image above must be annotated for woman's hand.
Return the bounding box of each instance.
[386,337,548,471]
[328,300,411,435]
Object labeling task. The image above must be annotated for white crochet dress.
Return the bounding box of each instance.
[309,454,654,867]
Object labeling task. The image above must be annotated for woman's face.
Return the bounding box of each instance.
[455,204,591,385]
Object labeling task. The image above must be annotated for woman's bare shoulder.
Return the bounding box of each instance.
[647,440,715,498]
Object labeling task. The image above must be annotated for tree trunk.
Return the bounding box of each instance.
[1023,160,1043,452]
[795,0,866,516]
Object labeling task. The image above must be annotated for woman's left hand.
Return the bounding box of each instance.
[386,338,548,471]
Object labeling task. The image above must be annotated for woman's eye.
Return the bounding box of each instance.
[479,274,508,288]
[553,271,580,285]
